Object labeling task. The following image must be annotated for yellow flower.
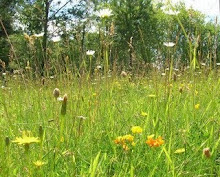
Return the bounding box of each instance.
[174,148,185,154]
[114,136,124,145]
[131,126,143,134]
[122,144,129,151]
[195,104,200,109]
[12,131,40,145]
[123,134,134,142]
[33,160,46,167]
[131,142,136,146]
[146,135,164,147]
[141,111,148,117]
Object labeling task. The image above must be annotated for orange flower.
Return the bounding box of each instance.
[146,135,164,147]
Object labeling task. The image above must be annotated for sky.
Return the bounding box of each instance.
[170,0,219,16]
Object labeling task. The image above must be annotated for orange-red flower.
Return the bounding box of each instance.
[146,135,164,147]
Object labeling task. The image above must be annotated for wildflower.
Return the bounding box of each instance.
[131,126,143,134]
[203,148,211,158]
[131,142,136,146]
[12,131,40,151]
[195,104,200,110]
[163,42,175,47]
[114,136,124,145]
[33,33,44,38]
[51,36,61,42]
[122,144,129,151]
[57,97,64,102]
[174,148,185,154]
[216,63,220,66]
[121,71,128,77]
[53,88,60,99]
[146,135,164,147]
[141,111,148,117]
[33,160,46,168]
[123,134,134,142]
[86,50,95,56]
[97,8,113,18]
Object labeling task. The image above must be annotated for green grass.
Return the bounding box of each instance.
[0,70,220,176]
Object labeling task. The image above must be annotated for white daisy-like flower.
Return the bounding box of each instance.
[33,33,44,37]
[57,97,64,102]
[51,36,61,42]
[163,42,175,47]
[86,50,95,56]
[97,8,113,18]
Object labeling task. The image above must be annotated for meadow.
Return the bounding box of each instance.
[0,69,220,176]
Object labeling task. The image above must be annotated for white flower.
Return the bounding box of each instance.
[86,50,95,56]
[57,97,64,102]
[2,73,6,76]
[163,42,175,47]
[97,8,113,18]
[216,63,220,66]
[51,36,61,42]
[33,33,44,37]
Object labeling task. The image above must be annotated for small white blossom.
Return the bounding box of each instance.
[33,33,44,37]
[216,63,220,66]
[97,8,113,18]
[163,42,175,47]
[51,36,61,42]
[86,50,95,56]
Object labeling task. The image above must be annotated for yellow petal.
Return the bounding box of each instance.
[174,148,185,154]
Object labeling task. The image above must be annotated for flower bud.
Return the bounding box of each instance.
[203,148,211,158]
[53,88,60,99]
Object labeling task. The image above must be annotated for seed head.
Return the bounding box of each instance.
[203,148,211,158]
[53,88,60,99]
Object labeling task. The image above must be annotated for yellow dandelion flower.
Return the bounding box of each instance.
[141,111,148,117]
[33,160,46,167]
[195,104,200,109]
[131,126,143,134]
[12,131,40,145]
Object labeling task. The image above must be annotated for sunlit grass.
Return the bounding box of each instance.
[0,70,220,176]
